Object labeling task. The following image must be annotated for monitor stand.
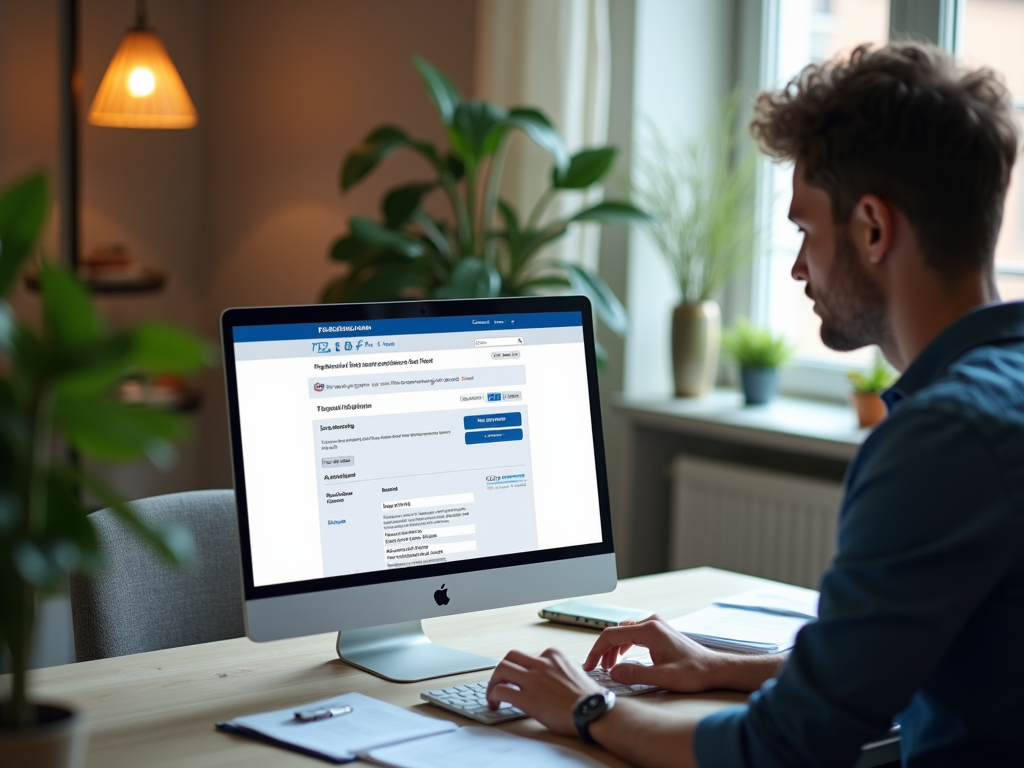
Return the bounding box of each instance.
[336,620,497,683]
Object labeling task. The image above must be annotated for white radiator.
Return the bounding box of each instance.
[669,457,844,589]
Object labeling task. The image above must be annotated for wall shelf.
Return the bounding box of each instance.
[24,267,166,294]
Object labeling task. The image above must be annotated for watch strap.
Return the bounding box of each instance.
[573,689,616,744]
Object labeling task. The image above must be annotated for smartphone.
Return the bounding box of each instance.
[539,600,650,629]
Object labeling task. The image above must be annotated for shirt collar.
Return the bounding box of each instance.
[882,301,1024,410]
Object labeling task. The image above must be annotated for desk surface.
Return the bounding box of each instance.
[22,567,768,768]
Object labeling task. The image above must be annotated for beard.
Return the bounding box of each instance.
[811,228,891,352]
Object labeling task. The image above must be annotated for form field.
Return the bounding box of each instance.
[422,524,476,539]
[381,493,474,511]
[474,337,524,348]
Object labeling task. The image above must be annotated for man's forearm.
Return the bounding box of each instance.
[587,699,702,768]
[708,650,787,692]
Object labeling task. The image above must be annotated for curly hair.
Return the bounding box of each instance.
[751,43,1020,276]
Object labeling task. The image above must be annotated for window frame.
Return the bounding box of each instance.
[744,0,1021,401]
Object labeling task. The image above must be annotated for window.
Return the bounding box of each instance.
[959,0,1024,301]
[751,0,1023,398]
[755,0,890,397]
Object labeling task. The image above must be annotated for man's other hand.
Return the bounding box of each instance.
[583,615,726,693]
[486,647,603,736]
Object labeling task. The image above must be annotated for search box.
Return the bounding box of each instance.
[474,337,524,347]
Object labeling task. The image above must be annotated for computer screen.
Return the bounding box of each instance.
[222,296,615,681]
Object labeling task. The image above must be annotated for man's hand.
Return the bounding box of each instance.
[486,647,603,736]
[582,615,728,693]
[585,614,786,694]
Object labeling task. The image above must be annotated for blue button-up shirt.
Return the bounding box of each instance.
[694,302,1024,767]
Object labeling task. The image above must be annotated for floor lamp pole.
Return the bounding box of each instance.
[58,0,80,272]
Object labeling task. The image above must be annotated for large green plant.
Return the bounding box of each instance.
[322,56,648,337]
[631,89,758,304]
[0,172,208,728]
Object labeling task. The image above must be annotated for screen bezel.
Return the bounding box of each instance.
[221,295,614,602]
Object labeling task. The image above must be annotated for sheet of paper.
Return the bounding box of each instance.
[362,726,606,768]
[712,583,820,619]
[227,692,457,762]
[669,605,809,653]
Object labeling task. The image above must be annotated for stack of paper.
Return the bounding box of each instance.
[217,692,457,763]
[218,691,606,767]
[365,726,605,768]
[669,583,819,654]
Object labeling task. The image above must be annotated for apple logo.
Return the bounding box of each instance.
[433,583,450,606]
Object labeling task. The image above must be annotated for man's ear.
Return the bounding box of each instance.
[849,194,893,266]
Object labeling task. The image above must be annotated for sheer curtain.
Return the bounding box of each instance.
[475,0,611,270]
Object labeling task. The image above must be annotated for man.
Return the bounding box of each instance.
[485,43,1024,767]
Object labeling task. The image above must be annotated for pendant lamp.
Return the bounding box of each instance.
[87,0,197,129]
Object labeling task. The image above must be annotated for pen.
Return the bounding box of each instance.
[293,705,354,722]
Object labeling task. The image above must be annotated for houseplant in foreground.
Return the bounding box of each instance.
[323,56,648,344]
[722,318,793,406]
[631,89,757,396]
[0,172,207,767]
[848,351,896,428]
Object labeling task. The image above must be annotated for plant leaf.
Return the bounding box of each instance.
[446,153,465,181]
[553,147,617,189]
[0,171,48,297]
[40,262,103,348]
[349,217,425,258]
[568,200,652,224]
[53,395,187,462]
[561,262,629,336]
[383,183,436,229]
[515,274,572,293]
[503,108,568,173]
[129,323,211,374]
[330,234,371,262]
[413,55,461,126]
[341,126,442,190]
[0,299,14,351]
[446,258,501,299]
[450,101,507,164]
[52,335,134,397]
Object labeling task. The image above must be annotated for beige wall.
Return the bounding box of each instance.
[0,0,478,498]
[198,0,478,487]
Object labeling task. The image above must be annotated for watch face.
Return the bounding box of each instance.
[578,693,607,717]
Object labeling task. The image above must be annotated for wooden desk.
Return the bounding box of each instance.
[19,568,896,767]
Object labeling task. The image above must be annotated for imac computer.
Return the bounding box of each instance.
[221,295,616,682]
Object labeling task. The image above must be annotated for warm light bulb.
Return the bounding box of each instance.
[128,66,155,97]
[87,28,197,129]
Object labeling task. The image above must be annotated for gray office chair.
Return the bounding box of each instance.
[69,489,245,661]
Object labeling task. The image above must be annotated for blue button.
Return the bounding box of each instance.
[465,428,524,445]
[463,412,522,430]
[487,392,502,402]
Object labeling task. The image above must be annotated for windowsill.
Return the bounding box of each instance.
[614,389,869,461]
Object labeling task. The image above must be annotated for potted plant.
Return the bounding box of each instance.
[0,172,207,767]
[848,352,896,428]
[322,56,649,345]
[722,318,793,406]
[631,90,757,397]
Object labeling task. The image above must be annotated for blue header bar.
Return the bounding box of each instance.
[232,311,582,343]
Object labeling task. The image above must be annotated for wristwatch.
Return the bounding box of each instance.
[572,689,616,744]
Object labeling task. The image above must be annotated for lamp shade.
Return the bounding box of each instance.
[88,29,197,129]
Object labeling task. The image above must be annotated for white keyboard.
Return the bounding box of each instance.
[420,660,661,724]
